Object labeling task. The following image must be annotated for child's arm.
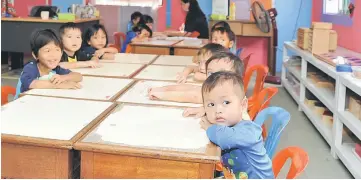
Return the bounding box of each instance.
[183,106,205,118]
[177,65,198,83]
[59,61,100,69]
[103,47,118,54]
[29,80,81,90]
[60,72,83,82]
[193,72,207,82]
[148,87,202,103]
[100,53,115,60]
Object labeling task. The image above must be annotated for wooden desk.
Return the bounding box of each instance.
[1,17,100,69]
[209,20,276,75]
[134,65,197,82]
[152,55,196,66]
[130,40,181,55]
[101,53,159,64]
[1,96,114,179]
[117,80,202,108]
[71,63,145,78]
[74,104,220,179]
[23,77,134,102]
[173,39,209,56]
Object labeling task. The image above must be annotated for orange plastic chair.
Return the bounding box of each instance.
[1,86,16,105]
[243,65,269,109]
[190,31,200,38]
[273,146,309,179]
[113,32,126,52]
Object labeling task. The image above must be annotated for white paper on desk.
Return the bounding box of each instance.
[212,0,229,16]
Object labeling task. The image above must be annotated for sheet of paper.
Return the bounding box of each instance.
[135,65,195,82]
[92,105,209,151]
[133,40,178,46]
[101,53,157,64]
[71,63,144,78]
[1,96,112,140]
[152,55,196,66]
[25,77,133,101]
[117,80,202,107]
[212,0,229,16]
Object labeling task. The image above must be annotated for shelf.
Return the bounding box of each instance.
[335,143,361,179]
[300,103,332,146]
[282,78,300,103]
[284,42,337,79]
[337,111,361,141]
[302,78,335,112]
[285,64,301,80]
[339,73,361,96]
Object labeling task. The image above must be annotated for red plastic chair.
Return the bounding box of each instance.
[113,32,126,52]
[190,31,200,38]
[273,146,309,179]
[1,86,16,105]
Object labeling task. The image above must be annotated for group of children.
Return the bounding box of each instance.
[14,16,274,178]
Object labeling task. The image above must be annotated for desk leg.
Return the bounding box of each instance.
[2,51,9,65]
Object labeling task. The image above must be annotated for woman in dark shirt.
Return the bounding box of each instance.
[181,0,209,39]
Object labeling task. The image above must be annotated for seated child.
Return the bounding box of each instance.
[59,22,100,69]
[210,21,231,32]
[148,51,244,104]
[143,14,154,30]
[121,24,153,53]
[15,29,83,98]
[199,71,274,179]
[127,11,143,32]
[211,27,235,52]
[177,43,228,83]
[82,24,118,60]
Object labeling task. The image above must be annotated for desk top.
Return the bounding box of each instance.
[131,40,181,47]
[152,55,196,66]
[75,104,220,163]
[134,65,196,82]
[24,77,134,101]
[1,17,100,23]
[71,63,145,78]
[173,39,209,49]
[1,96,113,148]
[101,53,158,64]
[209,19,256,24]
[117,80,201,107]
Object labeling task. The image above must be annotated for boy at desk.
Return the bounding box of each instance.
[199,71,274,179]
[211,27,236,54]
[59,23,100,69]
[15,29,83,98]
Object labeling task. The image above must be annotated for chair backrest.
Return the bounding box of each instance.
[190,31,200,38]
[243,64,268,98]
[272,146,309,179]
[254,106,290,158]
[1,86,16,105]
[113,32,126,51]
[248,87,278,120]
[241,53,252,73]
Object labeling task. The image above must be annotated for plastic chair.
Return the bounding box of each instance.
[190,31,200,38]
[241,53,252,73]
[254,107,290,158]
[272,146,309,179]
[113,32,126,52]
[1,86,16,105]
[243,65,269,109]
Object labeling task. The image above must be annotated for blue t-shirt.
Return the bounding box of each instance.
[15,61,71,98]
[206,120,274,179]
[121,31,137,53]
[81,46,97,59]
[127,21,134,32]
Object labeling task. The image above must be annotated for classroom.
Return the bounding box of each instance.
[1,0,360,179]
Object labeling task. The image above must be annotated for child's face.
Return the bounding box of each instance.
[139,29,150,39]
[211,31,234,49]
[206,58,234,77]
[146,23,153,30]
[62,28,82,53]
[88,29,107,49]
[203,81,246,126]
[35,42,62,69]
[198,52,212,73]
[133,17,141,25]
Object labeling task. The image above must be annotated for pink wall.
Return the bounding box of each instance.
[13,0,48,17]
[312,1,361,53]
[157,0,186,31]
[237,37,268,69]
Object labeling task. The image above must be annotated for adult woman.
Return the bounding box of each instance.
[181,0,209,39]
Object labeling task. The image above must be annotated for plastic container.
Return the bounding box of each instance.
[229,2,236,20]
[57,13,76,21]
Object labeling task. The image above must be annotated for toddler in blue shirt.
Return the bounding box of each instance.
[200,71,274,179]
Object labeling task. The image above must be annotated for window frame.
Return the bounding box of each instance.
[321,0,353,26]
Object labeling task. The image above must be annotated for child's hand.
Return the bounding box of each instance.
[58,81,82,89]
[50,74,67,85]
[176,72,188,84]
[183,107,205,118]
[87,61,101,68]
[200,117,212,130]
[147,88,160,100]
[94,49,106,58]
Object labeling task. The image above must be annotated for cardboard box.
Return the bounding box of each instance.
[312,22,333,30]
[308,29,330,54]
[297,28,311,50]
[329,30,337,52]
[349,96,361,119]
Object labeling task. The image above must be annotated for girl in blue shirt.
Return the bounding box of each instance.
[121,24,153,53]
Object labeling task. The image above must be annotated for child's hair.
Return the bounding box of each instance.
[202,71,244,97]
[198,43,229,57]
[205,51,244,77]
[143,15,154,24]
[30,29,63,57]
[131,11,143,21]
[59,22,81,37]
[133,24,153,38]
[212,27,235,42]
[83,24,109,47]
[211,21,231,32]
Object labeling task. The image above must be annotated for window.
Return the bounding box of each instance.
[323,0,349,15]
[95,0,162,7]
